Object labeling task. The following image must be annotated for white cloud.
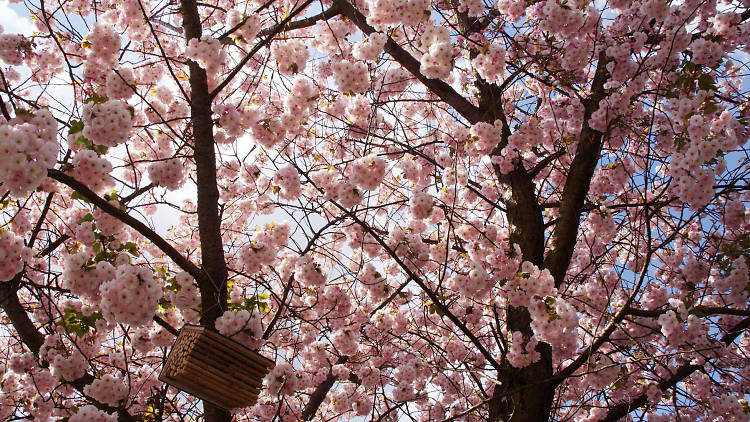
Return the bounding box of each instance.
[0,1,33,36]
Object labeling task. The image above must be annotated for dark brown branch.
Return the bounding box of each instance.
[36,234,70,257]
[543,51,610,287]
[216,0,275,43]
[334,0,484,124]
[625,306,750,318]
[300,357,347,420]
[210,0,315,100]
[153,315,179,336]
[601,316,750,421]
[258,4,341,38]
[556,253,653,381]
[308,181,502,370]
[120,182,155,205]
[0,277,137,421]
[0,276,45,356]
[47,169,202,281]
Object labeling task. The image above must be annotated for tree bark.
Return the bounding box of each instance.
[543,52,610,288]
[179,0,230,420]
[487,166,556,421]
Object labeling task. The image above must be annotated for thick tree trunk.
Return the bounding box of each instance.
[179,0,230,420]
[487,167,556,421]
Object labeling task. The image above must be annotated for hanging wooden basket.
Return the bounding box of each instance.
[159,325,275,410]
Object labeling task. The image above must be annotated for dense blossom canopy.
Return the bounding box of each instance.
[0,0,748,421]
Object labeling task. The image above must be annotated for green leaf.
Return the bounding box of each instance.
[75,135,93,149]
[71,191,91,204]
[698,74,716,91]
[158,298,173,310]
[69,120,84,135]
[104,191,120,202]
[61,307,103,336]
[703,100,718,115]
[230,293,271,313]
[119,242,140,257]
[77,213,94,224]
[84,92,108,104]
[165,277,181,293]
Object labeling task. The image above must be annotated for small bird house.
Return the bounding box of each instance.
[159,325,275,410]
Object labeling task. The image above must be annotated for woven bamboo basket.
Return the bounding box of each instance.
[159,325,275,410]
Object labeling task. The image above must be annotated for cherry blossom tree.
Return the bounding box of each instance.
[0,0,749,420]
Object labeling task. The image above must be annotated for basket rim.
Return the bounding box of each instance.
[178,324,275,368]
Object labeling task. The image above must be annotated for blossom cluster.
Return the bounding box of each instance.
[365,0,430,30]
[62,253,116,300]
[83,374,128,407]
[331,326,361,356]
[332,60,370,94]
[238,221,291,274]
[246,106,287,148]
[69,405,117,422]
[378,67,411,97]
[82,23,121,83]
[472,43,506,84]
[409,191,434,219]
[295,254,327,287]
[419,25,453,79]
[349,154,387,190]
[358,262,389,300]
[274,164,302,200]
[148,158,186,191]
[0,230,31,281]
[457,0,484,16]
[352,33,387,62]
[71,150,114,193]
[0,33,27,65]
[469,120,502,154]
[82,100,133,147]
[0,109,58,197]
[185,36,227,74]
[309,167,366,208]
[337,182,364,208]
[281,78,319,130]
[215,309,263,349]
[506,331,540,368]
[272,39,309,75]
[171,271,200,311]
[714,257,749,306]
[99,265,162,326]
[264,361,298,396]
[31,44,65,83]
[528,296,579,357]
[226,10,261,43]
[105,67,136,100]
[505,262,557,307]
[51,351,87,382]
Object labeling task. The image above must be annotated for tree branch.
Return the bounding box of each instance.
[180,0,233,417]
[601,316,750,421]
[300,357,347,420]
[0,276,137,421]
[210,0,315,100]
[334,0,484,124]
[48,169,203,281]
[543,51,610,287]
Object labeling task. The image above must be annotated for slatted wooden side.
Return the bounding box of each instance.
[159,325,275,410]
